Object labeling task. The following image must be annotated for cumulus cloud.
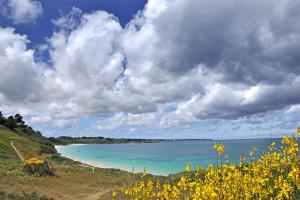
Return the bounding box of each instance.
[137,0,300,84]
[1,0,300,136]
[0,27,42,102]
[52,7,82,31]
[93,112,157,130]
[0,0,43,24]
[93,113,125,130]
[108,0,300,128]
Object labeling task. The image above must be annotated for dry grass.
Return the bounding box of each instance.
[0,157,133,200]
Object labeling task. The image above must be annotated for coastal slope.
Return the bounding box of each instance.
[0,123,132,200]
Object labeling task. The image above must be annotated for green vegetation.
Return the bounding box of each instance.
[48,136,211,145]
[0,112,56,159]
[0,125,51,160]
[0,191,52,200]
[48,136,165,145]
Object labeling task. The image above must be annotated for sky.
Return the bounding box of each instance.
[0,0,299,139]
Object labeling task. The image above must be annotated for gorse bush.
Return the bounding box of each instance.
[23,157,54,176]
[113,135,300,200]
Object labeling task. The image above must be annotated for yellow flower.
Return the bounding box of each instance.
[213,143,224,155]
[185,162,191,172]
[141,167,147,178]
[249,147,257,158]
[112,191,117,197]
[117,134,300,200]
[24,157,44,165]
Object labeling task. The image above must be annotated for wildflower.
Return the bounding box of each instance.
[117,129,300,200]
[24,157,44,165]
[141,167,147,178]
[268,141,276,151]
[249,147,257,158]
[112,191,117,197]
[213,143,224,155]
[185,162,191,172]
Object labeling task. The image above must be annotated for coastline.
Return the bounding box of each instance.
[54,145,170,176]
[54,143,88,147]
[54,145,135,172]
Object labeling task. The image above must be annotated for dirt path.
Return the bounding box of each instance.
[85,189,111,200]
[10,140,24,161]
[79,163,95,172]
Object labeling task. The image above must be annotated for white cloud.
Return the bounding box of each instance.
[0,27,42,102]
[52,7,82,30]
[30,116,52,123]
[93,112,157,130]
[93,113,125,130]
[0,0,43,24]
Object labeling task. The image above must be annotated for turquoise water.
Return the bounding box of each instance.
[56,138,282,175]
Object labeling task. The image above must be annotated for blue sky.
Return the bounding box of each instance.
[0,0,147,47]
[0,0,299,139]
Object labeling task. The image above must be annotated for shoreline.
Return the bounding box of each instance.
[54,143,88,148]
[55,146,135,172]
[54,145,170,176]
[55,147,115,169]
[56,154,173,176]
[68,157,112,171]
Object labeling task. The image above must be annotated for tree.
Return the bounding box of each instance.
[36,131,42,136]
[19,120,26,128]
[14,113,24,124]
[0,111,5,125]
[4,116,17,130]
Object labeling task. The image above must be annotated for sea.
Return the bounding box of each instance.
[56,138,286,176]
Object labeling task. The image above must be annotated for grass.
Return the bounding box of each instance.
[0,157,133,199]
[0,151,135,199]
[0,125,41,160]
[0,191,52,200]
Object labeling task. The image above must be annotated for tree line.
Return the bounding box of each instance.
[0,111,42,136]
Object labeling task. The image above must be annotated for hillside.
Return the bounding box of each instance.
[0,113,159,200]
[0,125,56,161]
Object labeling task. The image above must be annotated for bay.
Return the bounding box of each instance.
[56,138,282,175]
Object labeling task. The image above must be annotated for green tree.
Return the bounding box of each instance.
[4,116,17,130]
[14,113,24,124]
[0,111,5,125]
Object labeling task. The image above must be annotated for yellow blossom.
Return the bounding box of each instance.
[117,128,300,200]
[185,162,191,172]
[112,191,117,197]
[213,143,224,155]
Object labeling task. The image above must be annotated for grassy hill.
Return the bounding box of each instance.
[0,125,55,160]
[0,115,161,200]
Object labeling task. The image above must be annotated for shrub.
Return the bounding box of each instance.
[23,157,54,176]
[4,117,17,130]
[38,145,56,155]
[0,141,8,154]
[115,136,300,199]
[0,141,9,159]
[0,191,52,200]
